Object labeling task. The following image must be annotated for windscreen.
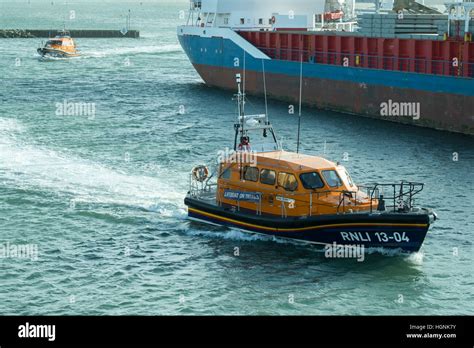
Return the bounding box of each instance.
[300,172,325,189]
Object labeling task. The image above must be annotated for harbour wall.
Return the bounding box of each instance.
[0,29,139,38]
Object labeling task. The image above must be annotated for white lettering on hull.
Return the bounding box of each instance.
[340,232,410,243]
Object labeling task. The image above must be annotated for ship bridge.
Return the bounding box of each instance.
[187,0,327,30]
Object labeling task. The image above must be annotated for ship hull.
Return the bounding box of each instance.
[192,62,474,134]
[178,28,474,135]
[185,196,431,252]
[37,48,79,58]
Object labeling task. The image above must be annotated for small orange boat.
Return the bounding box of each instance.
[184,74,437,252]
[37,30,79,58]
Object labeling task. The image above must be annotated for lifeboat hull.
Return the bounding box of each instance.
[185,196,433,252]
[37,48,79,58]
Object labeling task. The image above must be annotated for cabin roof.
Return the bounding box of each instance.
[255,150,336,171]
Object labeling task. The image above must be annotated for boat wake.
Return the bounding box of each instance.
[0,118,185,216]
[85,44,182,58]
[37,55,81,62]
[404,250,424,265]
[364,246,425,262]
[186,227,286,244]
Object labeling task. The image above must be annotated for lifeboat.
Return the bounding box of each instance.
[184,74,437,252]
[37,30,79,58]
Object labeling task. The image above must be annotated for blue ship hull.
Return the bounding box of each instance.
[178,31,474,134]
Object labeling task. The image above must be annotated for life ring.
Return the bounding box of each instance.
[192,165,209,183]
[271,16,276,24]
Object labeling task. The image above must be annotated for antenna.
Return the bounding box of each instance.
[63,0,67,31]
[296,53,303,154]
[243,50,246,114]
[262,59,269,122]
[236,73,243,118]
[234,73,244,150]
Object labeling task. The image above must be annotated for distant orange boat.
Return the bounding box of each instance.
[37,30,79,58]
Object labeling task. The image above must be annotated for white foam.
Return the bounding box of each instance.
[187,228,274,242]
[0,118,185,214]
[85,44,182,58]
[365,247,405,256]
[404,251,424,265]
[0,117,24,133]
[187,225,307,245]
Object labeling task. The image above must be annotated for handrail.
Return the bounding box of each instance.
[252,46,474,79]
[365,182,424,213]
[191,174,425,216]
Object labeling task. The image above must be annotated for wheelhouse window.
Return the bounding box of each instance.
[321,170,343,188]
[240,18,245,25]
[345,171,354,187]
[243,166,259,182]
[47,40,62,46]
[300,172,325,189]
[258,18,263,25]
[260,169,276,185]
[278,172,298,191]
[338,170,354,187]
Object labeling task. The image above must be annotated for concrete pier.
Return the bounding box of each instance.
[0,29,140,38]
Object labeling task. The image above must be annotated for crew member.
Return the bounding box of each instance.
[238,136,251,151]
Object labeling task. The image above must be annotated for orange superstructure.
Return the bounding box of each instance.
[217,151,374,217]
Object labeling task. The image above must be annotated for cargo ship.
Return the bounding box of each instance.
[177,0,474,135]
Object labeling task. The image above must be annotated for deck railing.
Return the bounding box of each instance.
[255,46,474,78]
[197,179,425,218]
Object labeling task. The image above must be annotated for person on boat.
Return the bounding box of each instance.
[238,136,251,152]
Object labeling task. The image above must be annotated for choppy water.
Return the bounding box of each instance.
[0,0,473,315]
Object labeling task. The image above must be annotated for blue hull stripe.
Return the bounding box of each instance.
[179,35,474,96]
[188,209,428,251]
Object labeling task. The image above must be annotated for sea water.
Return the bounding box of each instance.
[0,0,473,315]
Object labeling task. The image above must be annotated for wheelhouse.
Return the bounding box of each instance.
[216,150,374,217]
[38,30,78,58]
[46,37,75,47]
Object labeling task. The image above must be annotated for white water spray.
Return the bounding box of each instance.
[0,118,185,215]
